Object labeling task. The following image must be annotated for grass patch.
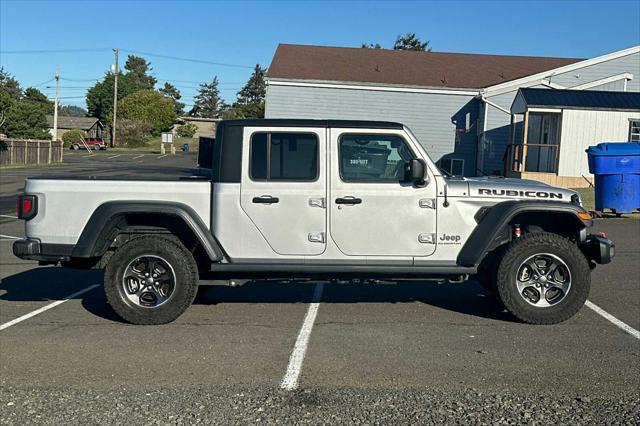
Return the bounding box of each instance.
[108,137,197,154]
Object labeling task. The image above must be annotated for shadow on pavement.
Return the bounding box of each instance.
[0,267,514,323]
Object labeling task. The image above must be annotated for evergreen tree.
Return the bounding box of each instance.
[159,82,185,116]
[124,55,157,89]
[228,64,266,118]
[0,67,22,100]
[393,33,431,51]
[86,55,156,123]
[189,77,225,118]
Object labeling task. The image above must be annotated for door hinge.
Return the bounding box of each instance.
[308,198,325,208]
[418,233,436,244]
[419,198,436,209]
[308,232,325,243]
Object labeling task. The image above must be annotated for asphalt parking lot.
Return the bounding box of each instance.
[0,151,638,424]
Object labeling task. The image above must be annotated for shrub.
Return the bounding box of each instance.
[117,89,176,136]
[116,119,153,147]
[62,129,86,146]
[177,123,197,138]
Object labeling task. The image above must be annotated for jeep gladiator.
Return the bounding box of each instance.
[13,119,614,325]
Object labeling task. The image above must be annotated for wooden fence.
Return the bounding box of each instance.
[0,138,64,166]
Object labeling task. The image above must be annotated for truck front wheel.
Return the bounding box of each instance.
[104,235,198,325]
[496,232,590,324]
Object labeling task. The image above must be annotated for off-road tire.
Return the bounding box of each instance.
[104,235,198,325]
[496,232,590,324]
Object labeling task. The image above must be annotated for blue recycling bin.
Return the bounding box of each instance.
[586,142,640,214]
[182,143,190,152]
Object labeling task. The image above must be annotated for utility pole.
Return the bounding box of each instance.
[52,67,60,141]
[111,48,119,148]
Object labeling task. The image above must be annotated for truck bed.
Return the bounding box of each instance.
[23,178,212,245]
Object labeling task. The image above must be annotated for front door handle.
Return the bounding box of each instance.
[335,196,362,205]
[252,195,279,204]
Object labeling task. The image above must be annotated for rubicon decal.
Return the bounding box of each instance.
[478,189,563,199]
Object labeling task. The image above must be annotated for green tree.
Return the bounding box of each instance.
[228,64,266,119]
[86,55,157,123]
[393,33,431,51]
[0,67,22,100]
[159,82,185,116]
[22,87,53,115]
[117,89,176,136]
[124,55,157,89]
[0,91,15,129]
[189,77,225,118]
[1,100,50,139]
[361,43,382,49]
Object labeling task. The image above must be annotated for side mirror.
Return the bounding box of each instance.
[406,159,427,185]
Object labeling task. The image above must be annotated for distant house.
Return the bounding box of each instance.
[265,44,640,183]
[506,88,640,187]
[46,115,104,139]
[175,117,221,138]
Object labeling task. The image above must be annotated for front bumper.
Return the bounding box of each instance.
[582,235,615,264]
[13,239,72,263]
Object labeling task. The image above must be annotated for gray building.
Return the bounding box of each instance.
[265,44,640,179]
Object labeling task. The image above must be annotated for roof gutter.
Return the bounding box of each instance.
[267,78,479,96]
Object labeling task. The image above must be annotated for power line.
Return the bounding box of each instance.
[0,48,112,54]
[60,77,102,82]
[120,49,254,69]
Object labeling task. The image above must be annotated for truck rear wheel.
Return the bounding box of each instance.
[496,232,590,324]
[104,235,198,325]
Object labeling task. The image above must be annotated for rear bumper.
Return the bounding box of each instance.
[582,235,615,264]
[13,238,72,263]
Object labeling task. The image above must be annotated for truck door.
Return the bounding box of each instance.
[329,129,437,257]
[240,127,327,256]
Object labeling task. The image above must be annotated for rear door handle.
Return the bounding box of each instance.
[335,196,362,205]
[252,195,279,204]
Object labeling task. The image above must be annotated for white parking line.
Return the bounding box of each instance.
[585,300,640,339]
[157,154,169,159]
[0,234,21,240]
[107,154,121,159]
[281,282,324,391]
[133,154,145,159]
[0,284,100,331]
[0,214,18,219]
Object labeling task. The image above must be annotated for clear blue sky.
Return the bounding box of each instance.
[1,0,639,109]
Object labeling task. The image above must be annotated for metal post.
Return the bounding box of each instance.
[111,48,119,148]
[52,67,60,141]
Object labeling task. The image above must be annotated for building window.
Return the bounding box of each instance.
[439,158,464,176]
[339,134,414,183]
[250,132,318,181]
[629,119,640,142]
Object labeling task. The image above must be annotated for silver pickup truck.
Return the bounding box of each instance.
[13,119,614,325]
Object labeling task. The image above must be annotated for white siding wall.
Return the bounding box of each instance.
[558,109,638,177]
[266,84,478,174]
[552,52,640,92]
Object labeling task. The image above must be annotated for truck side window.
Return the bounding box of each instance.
[250,132,318,181]
[339,134,414,183]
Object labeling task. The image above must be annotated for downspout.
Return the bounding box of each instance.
[477,93,512,176]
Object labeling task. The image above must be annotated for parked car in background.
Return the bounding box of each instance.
[70,138,106,151]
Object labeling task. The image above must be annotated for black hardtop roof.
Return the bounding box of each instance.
[217,119,404,130]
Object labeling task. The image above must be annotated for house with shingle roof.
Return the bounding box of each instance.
[265,44,640,183]
[46,115,104,140]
